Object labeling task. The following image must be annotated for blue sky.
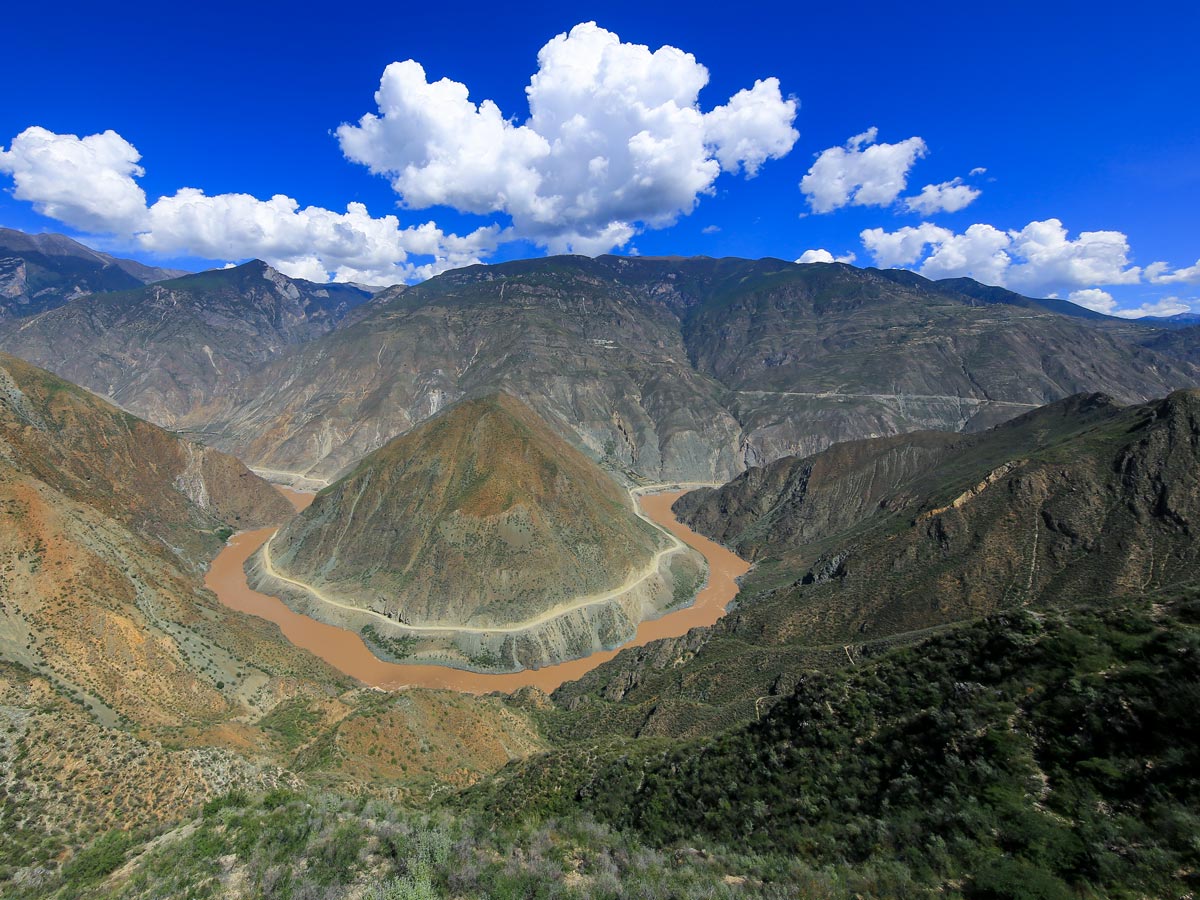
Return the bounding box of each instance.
[1,0,1197,315]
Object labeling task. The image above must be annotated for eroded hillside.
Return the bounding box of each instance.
[259,393,692,671]
[189,257,1198,483]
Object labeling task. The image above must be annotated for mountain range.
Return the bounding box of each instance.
[0,259,377,425]
[0,227,185,318]
[1,251,1195,486]
[192,257,1198,483]
[0,226,1197,899]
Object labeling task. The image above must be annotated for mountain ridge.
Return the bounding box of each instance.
[0,226,186,319]
[187,254,1198,483]
[0,258,378,426]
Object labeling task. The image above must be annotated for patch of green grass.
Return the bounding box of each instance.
[258,699,323,751]
[60,830,133,886]
[361,624,418,661]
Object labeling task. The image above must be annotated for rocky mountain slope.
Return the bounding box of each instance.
[0,227,183,319]
[0,351,293,568]
[270,392,667,627]
[672,429,962,559]
[0,358,554,888]
[1138,323,1200,367]
[190,256,1198,483]
[519,389,1200,746]
[0,351,316,722]
[0,259,377,425]
[676,389,1200,645]
[259,393,689,670]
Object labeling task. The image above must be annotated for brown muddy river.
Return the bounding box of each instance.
[205,488,750,694]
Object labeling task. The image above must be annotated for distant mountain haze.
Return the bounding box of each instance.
[0,226,185,318]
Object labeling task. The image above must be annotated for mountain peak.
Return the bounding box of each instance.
[268,389,669,640]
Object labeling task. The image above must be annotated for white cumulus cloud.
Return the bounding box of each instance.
[0,23,799,280]
[1109,296,1194,319]
[796,248,856,264]
[800,127,927,214]
[1066,289,1194,321]
[0,127,148,234]
[1067,288,1117,314]
[0,126,504,284]
[337,21,799,254]
[903,177,982,215]
[859,222,953,267]
[860,218,1141,297]
[1145,258,1200,284]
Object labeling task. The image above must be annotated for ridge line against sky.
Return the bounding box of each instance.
[1,2,1197,317]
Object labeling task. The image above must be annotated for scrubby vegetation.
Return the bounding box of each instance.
[15,790,805,899]
[9,592,1197,899]
[467,593,1200,899]
[360,624,418,661]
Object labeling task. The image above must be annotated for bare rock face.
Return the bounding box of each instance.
[0,259,375,426]
[190,256,1198,484]
[269,392,668,628]
[0,226,183,319]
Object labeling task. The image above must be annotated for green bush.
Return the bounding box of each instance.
[61,830,132,885]
[966,855,1073,900]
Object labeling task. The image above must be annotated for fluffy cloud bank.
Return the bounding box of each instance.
[338,22,798,254]
[800,127,927,213]
[0,23,797,280]
[1069,289,1193,319]
[0,126,501,283]
[860,218,1142,297]
[796,248,856,264]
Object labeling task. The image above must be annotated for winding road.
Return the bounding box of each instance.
[259,482,716,635]
[205,484,750,694]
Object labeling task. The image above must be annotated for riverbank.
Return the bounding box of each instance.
[204,487,750,694]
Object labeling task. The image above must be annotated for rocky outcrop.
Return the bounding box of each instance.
[916,459,1024,521]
